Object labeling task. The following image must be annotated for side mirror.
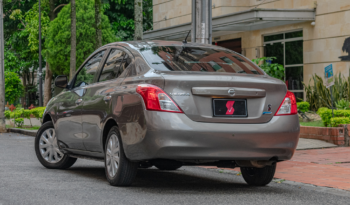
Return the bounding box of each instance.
[54,75,68,88]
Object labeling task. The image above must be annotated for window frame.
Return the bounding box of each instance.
[69,49,108,89]
[263,30,304,100]
[97,48,125,83]
[95,46,135,83]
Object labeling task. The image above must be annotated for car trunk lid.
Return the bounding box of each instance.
[162,72,287,124]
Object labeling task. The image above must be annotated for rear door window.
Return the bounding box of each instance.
[98,49,125,82]
[139,46,264,75]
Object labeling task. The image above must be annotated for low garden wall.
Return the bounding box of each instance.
[300,125,350,146]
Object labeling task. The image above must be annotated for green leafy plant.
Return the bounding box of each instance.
[31,107,46,123]
[23,109,33,127]
[14,118,24,128]
[251,57,285,80]
[297,102,310,113]
[330,117,350,127]
[317,107,329,115]
[335,99,350,110]
[304,74,350,111]
[4,110,11,120]
[317,108,332,127]
[318,108,350,127]
[13,110,23,119]
[4,71,24,104]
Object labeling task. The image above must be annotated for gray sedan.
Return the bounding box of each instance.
[35,41,300,187]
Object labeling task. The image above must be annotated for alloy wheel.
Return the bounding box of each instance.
[39,128,64,163]
[106,134,120,177]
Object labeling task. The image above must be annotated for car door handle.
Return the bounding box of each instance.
[103,95,112,102]
[75,99,83,105]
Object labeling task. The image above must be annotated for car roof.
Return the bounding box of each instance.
[100,40,222,51]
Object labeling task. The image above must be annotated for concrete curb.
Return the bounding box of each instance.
[7,128,38,137]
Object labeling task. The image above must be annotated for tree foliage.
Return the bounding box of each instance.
[45,0,116,76]
[4,1,42,74]
[4,71,24,104]
[104,0,153,41]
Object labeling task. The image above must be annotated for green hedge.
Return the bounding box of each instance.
[318,108,350,127]
[5,107,46,127]
[31,107,46,120]
[330,117,350,127]
[297,102,310,113]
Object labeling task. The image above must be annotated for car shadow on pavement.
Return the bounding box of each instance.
[65,166,280,194]
[132,168,273,193]
[65,167,107,182]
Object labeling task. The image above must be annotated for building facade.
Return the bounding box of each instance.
[144,0,350,100]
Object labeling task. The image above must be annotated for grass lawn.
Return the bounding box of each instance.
[6,125,40,130]
[299,120,325,127]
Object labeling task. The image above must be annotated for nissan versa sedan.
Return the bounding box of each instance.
[35,40,300,187]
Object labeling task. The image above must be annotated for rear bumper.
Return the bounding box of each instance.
[123,111,300,162]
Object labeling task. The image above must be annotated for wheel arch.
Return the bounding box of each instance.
[43,113,53,124]
[102,118,119,152]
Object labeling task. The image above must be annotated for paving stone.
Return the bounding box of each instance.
[297,138,338,150]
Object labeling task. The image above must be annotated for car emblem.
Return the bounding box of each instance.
[268,104,272,111]
[228,89,235,96]
[263,104,272,115]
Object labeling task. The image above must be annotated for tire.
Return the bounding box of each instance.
[240,164,276,186]
[154,164,182,171]
[105,126,138,186]
[35,121,77,169]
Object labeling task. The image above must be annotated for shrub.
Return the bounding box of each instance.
[297,102,310,113]
[317,107,328,115]
[335,99,350,110]
[251,57,285,80]
[23,109,32,127]
[13,110,23,119]
[330,117,350,127]
[318,108,350,127]
[304,73,350,111]
[14,118,24,128]
[4,110,11,119]
[318,108,332,127]
[4,71,24,104]
[31,107,46,123]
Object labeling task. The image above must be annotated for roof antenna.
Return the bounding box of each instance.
[183,30,191,44]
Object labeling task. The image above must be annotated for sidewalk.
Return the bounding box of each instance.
[203,146,350,191]
[277,147,350,190]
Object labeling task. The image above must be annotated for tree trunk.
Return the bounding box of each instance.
[22,72,27,108]
[49,0,56,20]
[43,62,52,106]
[70,0,76,80]
[42,0,56,106]
[95,0,102,49]
[134,0,143,40]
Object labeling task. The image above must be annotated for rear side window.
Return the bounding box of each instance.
[98,49,125,82]
[139,46,263,75]
[119,54,132,75]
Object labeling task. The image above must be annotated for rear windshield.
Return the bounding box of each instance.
[139,46,264,75]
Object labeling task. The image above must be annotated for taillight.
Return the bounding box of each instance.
[136,84,183,113]
[274,91,297,116]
